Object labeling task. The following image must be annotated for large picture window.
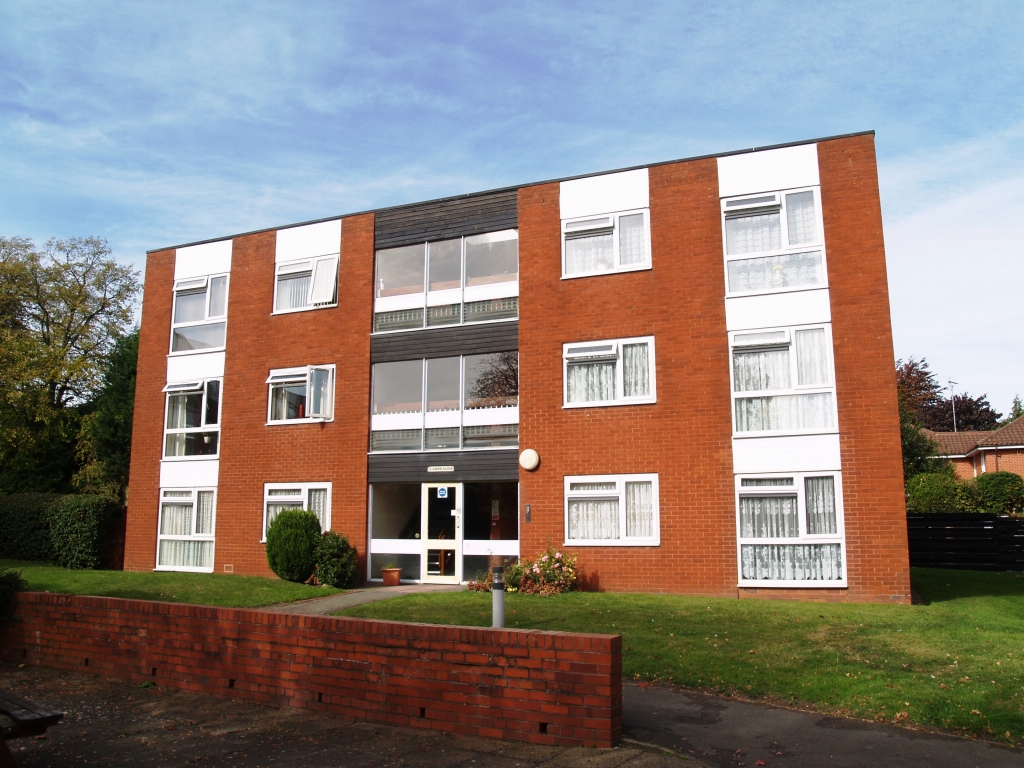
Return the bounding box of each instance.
[266,365,335,423]
[263,483,331,540]
[163,379,221,458]
[730,326,835,435]
[721,188,826,296]
[564,474,659,546]
[736,472,845,586]
[274,255,338,313]
[562,209,650,278]
[563,336,656,408]
[170,274,228,353]
[157,488,215,572]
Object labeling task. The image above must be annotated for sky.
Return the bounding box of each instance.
[1,1,1022,413]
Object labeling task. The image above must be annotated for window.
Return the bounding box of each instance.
[157,488,215,571]
[730,325,835,435]
[170,275,228,353]
[564,474,659,546]
[163,380,221,458]
[562,209,650,278]
[721,188,826,295]
[266,366,335,423]
[736,473,845,586]
[274,255,339,312]
[373,230,519,333]
[370,352,519,451]
[263,483,331,540]
[563,336,656,408]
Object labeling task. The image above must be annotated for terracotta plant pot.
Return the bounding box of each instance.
[381,568,401,587]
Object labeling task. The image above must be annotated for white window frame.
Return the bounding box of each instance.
[266,365,336,424]
[272,255,339,315]
[169,273,230,355]
[262,482,333,541]
[563,473,660,547]
[562,335,656,408]
[155,487,217,573]
[162,379,222,461]
[720,186,828,298]
[561,208,651,279]
[735,471,846,588]
[729,324,836,438]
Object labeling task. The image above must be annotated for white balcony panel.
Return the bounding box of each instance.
[167,351,225,383]
[369,539,422,555]
[375,293,425,313]
[462,280,519,304]
[463,540,520,557]
[725,288,831,332]
[560,168,649,220]
[160,459,219,488]
[424,410,461,429]
[462,406,519,426]
[276,220,341,263]
[717,144,820,199]
[175,240,232,281]
[426,288,463,307]
[372,412,423,431]
[732,433,841,474]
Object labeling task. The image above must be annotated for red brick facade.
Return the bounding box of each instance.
[2,592,621,748]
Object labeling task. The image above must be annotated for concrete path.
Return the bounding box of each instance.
[624,682,1022,768]
[261,583,465,615]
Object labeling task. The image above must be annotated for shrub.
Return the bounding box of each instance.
[0,568,27,621]
[48,495,123,569]
[976,471,1024,514]
[508,546,579,595]
[314,531,358,588]
[906,473,964,513]
[0,493,60,562]
[265,509,321,582]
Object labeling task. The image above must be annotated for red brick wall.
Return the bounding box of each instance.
[517,161,738,595]
[988,450,1024,477]
[951,457,975,480]
[124,249,175,571]
[1,593,622,748]
[819,135,911,603]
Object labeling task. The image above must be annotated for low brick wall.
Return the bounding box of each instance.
[0,593,621,747]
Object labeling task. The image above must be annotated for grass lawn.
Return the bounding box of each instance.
[1,559,343,608]
[340,567,1024,745]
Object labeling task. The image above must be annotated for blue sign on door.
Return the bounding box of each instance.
[437,487,448,498]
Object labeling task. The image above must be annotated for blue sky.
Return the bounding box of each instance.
[2,1,1022,412]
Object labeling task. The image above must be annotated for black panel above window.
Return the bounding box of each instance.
[370,321,518,363]
[374,189,518,250]
[367,449,519,483]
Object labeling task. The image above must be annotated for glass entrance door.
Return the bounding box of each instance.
[421,483,462,583]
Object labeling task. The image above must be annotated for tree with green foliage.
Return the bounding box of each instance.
[265,509,321,583]
[314,531,358,588]
[975,471,1024,515]
[895,359,949,481]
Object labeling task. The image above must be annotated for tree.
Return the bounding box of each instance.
[468,351,519,405]
[895,358,949,481]
[895,358,944,420]
[919,393,1002,432]
[1000,395,1023,426]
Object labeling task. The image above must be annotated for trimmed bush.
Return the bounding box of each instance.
[265,509,321,583]
[906,473,961,513]
[0,568,27,621]
[48,495,123,569]
[314,532,358,588]
[976,471,1024,514]
[0,493,60,562]
[504,546,579,595]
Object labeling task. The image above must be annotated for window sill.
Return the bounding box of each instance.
[561,263,651,281]
[725,283,830,300]
[271,304,337,316]
[154,566,215,574]
[161,455,220,462]
[367,445,518,455]
[563,539,660,547]
[563,397,657,409]
[737,580,848,589]
[370,316,518,336]
[732,429,838,439]
[167,347,226,357]
[266,418,333,426]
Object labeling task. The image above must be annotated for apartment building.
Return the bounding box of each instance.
[124,131,911,602]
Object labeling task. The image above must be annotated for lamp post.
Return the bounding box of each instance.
[948,380,958,432]
[491,566,505,629]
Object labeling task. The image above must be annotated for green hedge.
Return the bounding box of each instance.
[907,471,1024,515]
[0,568,27,621]
[314,531,358,588]
[265,509,321,583]
[976,471,1024,514]
[0,493,122,569]
[0,493,60,562]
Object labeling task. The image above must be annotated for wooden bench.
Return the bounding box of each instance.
[0,688,63,768]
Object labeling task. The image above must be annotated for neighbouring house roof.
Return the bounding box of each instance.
[978,417,1024,447]
[924,417,1024,457]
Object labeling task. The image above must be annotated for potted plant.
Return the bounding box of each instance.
[381,563,401,586]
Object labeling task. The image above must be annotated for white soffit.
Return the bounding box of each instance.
[560,168,649,220]
[717,144,820,199]
[732,433,841,474]
[276,220,342,264]
[175,240,233,281]
[167,351,225,383]
[161,459,220,488]
[725,288,832,332]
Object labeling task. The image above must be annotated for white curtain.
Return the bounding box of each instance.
[727,251,822,292]
[173,290,206,323]
[739,495,799,538]
[625,482,653,538]
[308,488,328,531]
[568,499,620,540]
[265,502,303,534]
[276,273,311,310]
[741,544,842,581]
[195,491,215,535]
[786,191,817,245]
[618,214,645,265]
[160,503,192,536]
[171,322,225,352]
[565,232,614,274]
[567,362,615,403]
[725,211,781,255]
[733,349,790,392]
[735,393,834,431]
[795,329,829,386]
[741,478,794,487]
[623,344,650,397]
[158,540,213,569]
[805,476,838,534]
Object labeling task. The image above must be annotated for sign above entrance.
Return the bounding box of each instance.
[427,466,455,473]
[437,487,448,498]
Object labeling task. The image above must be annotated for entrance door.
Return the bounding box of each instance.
[421,483,462,583]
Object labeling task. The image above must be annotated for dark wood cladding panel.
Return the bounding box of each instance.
[374,190,519,250]
[367,450,520,483]
[371,321,518,363]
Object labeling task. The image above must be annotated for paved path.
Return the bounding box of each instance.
[624,682,1022,768]
[261,583,465,615]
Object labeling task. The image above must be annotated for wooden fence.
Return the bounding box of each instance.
[907,513,1024,571]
